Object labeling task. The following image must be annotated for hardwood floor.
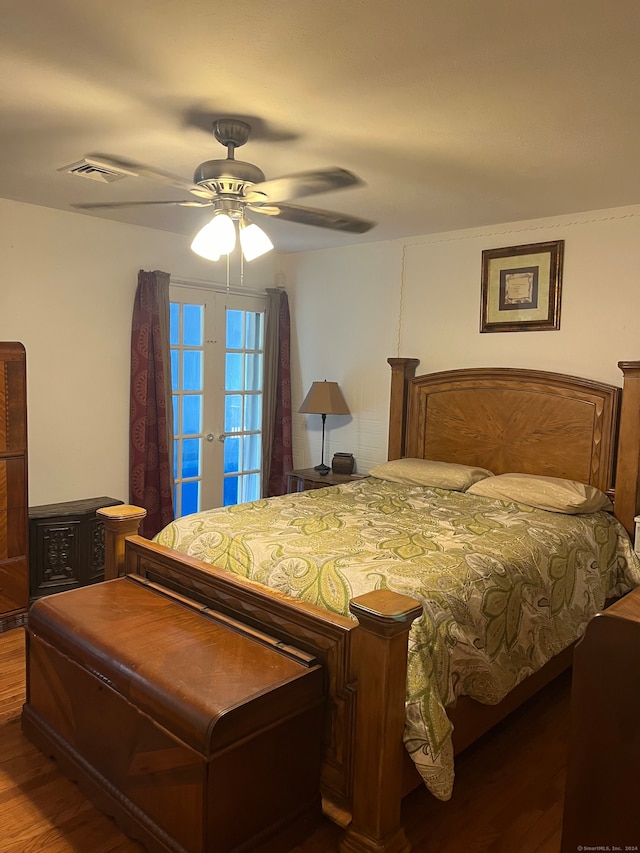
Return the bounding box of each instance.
[0,627,568,852]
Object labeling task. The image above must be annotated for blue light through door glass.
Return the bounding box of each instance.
[170,303,179,346]
[244,354,262,391]
[226,310,243,348]
[225,353,243,391]
[245,312,262,350]
[244,434,261,470]
[183,304,203,346]
[224,395,242,432]
[183,350,202,391]
[182,396,202,435]
[244,473,260,502]
[244,394,261,430]
[182,438,200,478]
[170,349,179,391]
[182,481,199,515]
[224,436,240,473]
[223,476,238,507]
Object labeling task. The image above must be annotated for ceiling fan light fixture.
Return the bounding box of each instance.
[190,212,236,260]
[239,220,274,261]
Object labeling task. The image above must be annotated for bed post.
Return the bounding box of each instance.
[340,590,423,853]
[614,361,640,536]
[97,505,147,580]
[387,358,420,461]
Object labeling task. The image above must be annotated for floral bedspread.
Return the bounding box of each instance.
[154,477,640,800]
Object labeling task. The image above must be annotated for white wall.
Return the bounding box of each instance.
[0,198,275,506]
[284,204,640,473]
[287,241,403,473]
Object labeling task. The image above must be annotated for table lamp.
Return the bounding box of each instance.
[299,381,350,475]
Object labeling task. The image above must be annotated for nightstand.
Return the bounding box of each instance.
[286,468,367,493]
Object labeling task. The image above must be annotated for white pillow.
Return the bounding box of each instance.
[467,473,613,514]
[369,458,494,492]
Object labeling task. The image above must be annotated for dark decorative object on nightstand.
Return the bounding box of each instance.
[332,452,355,474]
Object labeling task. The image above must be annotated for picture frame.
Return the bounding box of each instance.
[480,239,564,333]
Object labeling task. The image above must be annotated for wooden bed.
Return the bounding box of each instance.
[33,359,640,853]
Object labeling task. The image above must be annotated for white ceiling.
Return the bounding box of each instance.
[2,0,640,253]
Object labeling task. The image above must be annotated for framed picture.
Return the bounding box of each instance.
[480,240,564,333]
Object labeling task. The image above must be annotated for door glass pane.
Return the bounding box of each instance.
[172,395,179,429]
[170,303,179,346]
[244,394,261,431]
[244,354,262,391]
[182,481,199,516]
[245,312,262,350]
[226,310,243,349]
[244,434,261,471]
[225,353,243,391]
[183,350,202,391]
[243,473,261,502]
[224,436,240,474]
[224,476,238,507]
[224,395,242,432]
[182,396,202,435]
[171,350,179,390]
[182,438,200,479]
[183,304,203,346]
[173,439,179,480]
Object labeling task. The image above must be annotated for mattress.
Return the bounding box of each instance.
[155,476,640,799]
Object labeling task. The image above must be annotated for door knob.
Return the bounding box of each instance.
[205,432,228,443]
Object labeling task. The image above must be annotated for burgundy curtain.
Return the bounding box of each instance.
[263,288,292,497]
[130,270,174,537]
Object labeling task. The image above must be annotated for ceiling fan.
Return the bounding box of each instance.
[74,118,375,261]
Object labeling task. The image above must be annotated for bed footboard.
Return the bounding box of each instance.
[99,508,423,852]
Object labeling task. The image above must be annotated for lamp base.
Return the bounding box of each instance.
[314,463,330,476]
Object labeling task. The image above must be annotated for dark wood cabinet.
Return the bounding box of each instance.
[29,496,124,601]
[0,342,29,632]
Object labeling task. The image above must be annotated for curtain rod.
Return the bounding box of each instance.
[170,275,270,297]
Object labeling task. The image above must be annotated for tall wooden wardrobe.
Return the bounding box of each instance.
[0,342,29,631]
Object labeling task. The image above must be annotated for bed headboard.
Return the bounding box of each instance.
[388,358,640,536]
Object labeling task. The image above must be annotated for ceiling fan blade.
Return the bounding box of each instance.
[243,167,363,204]
[248,202,375,234]
[71,200,213,209]
[84,154,215,199]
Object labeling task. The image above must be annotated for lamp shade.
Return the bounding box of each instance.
[190,212,236,260]
[299,381,350,416]
[239,221,274,261]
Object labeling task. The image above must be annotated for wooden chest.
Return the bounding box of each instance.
[22,577,325,853]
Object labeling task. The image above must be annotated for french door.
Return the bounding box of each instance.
[169,286,266,517]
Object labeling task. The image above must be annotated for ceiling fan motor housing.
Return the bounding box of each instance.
[193,159,266,197]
